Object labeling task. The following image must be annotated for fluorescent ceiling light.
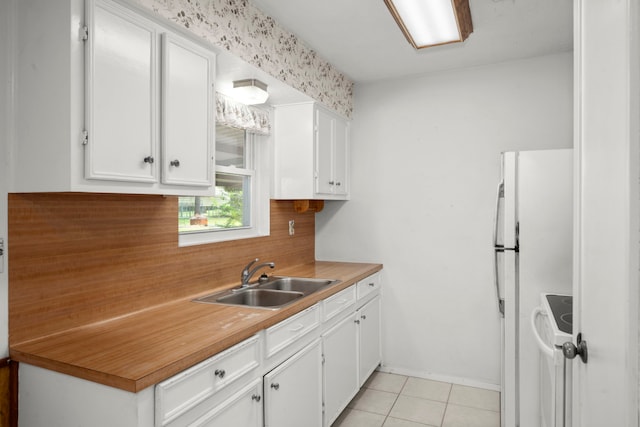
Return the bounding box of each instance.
[384,0,473,49]
[232,79,269,105]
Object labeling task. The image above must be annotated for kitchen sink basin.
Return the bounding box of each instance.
[196,289,304,308]
[255,276,338,295]
[193,276,340,309]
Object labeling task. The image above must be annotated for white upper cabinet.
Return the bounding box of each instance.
[273,102,350,200]
[13,0,215,195]
[85,0,158,183]
[160,33,214,187]
[314,107,348,197]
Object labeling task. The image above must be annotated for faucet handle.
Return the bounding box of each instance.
[241,258,259,281]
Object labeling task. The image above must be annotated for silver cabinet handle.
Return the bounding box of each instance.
[143,156,154,164]
[271,383,280,390]
[354,319,360,324]
[170,159,180,167]
[329,180,335,185]
[361,315,367,320]
[251,394,261,402]
[214,369,226,378]
[336,182,341,186]
[368,282,375,287]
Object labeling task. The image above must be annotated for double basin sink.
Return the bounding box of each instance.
[194,276,339,309]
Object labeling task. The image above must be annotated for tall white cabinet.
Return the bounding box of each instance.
[14,0,215,195]
[273,102,350,200]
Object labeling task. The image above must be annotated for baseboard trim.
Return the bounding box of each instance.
[377,364,501,392]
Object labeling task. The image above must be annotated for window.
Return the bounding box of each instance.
[178,124,269,246]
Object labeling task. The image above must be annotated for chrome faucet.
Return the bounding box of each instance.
[241,258,275,286]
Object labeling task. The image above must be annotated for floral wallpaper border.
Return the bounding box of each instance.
[134,0,354,118]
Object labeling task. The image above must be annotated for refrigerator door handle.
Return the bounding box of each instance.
[493,181,504,249]
[494,249,505,316]
[493,181,505,316]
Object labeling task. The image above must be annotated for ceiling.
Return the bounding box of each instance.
[249,0,574,84]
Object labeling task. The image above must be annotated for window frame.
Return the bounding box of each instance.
[178,130,270,247]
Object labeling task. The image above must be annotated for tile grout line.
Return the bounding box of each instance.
[380,375,408,427]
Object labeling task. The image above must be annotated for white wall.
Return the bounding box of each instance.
[0,0,13,358]
[316,52,573,387]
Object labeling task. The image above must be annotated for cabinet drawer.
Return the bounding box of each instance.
[356,272,381,301]
[323,285,356,322]
[265,304,320,358]
[155,334,260,426]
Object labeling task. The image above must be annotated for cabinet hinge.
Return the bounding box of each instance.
[81,25,89,42]
[82,130,88,146]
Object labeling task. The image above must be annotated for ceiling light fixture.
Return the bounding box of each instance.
[232,79,269,105]
[383,0,473,49]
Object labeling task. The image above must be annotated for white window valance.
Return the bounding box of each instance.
[216,92,271,135]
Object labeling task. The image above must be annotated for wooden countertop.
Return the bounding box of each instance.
[10,261,382,392]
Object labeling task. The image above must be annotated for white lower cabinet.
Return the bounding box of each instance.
[357,295,382,386]
[17,272,382,427]
[190,378,263,427]
[322,313,359,427]
[264,339,323,427]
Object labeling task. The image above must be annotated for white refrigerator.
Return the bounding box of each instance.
[493,149,573,427]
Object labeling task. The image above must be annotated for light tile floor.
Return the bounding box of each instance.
[331,372,501,427]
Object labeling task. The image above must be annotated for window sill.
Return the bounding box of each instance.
[178,226,269,247]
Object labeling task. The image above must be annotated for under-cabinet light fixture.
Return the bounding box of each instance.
[383,0,473,49]
[232,79,269,105]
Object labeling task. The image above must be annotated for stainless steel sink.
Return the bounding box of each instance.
[196,288,304,308]
[256,276,338,295]
[193,276,340,309]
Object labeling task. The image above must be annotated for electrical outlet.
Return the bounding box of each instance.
[288,220,295,236]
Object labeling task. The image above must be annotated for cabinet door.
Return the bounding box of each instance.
[315,107,334,195]
[161,33,214,187]
[191,378,262,427]
[358,296,381,386]
[264,339,323,427]
[86,0,158,183]
[333,117,348,196]
[323,314,358,427]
